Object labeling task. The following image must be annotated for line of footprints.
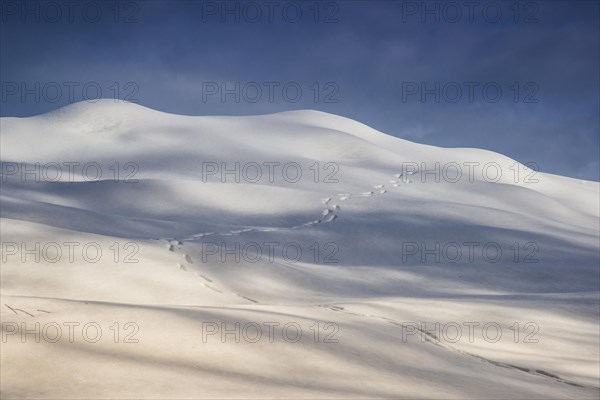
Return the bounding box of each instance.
[160,169,416,303]
[310,169,414,226]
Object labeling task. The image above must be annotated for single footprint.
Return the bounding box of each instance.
[380,189,387,194]
[194,232,216,239]
[374,184,384,189]
[324,214,337,223]
[322,198,331,204]
[318,305,344,312]
[184,254,194,264]
[178,263,187,271]
[240,295,258,303]
[303,220,322,226]
[257,227,278,232]
[202,283,223,293]
[230,228,254,235]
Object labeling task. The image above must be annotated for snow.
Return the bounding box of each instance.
[1,100,598,398]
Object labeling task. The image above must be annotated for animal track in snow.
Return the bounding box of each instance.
[168,169,415,243]
[237,294,259,303]
[323,214,337,223]
[202,283,223,293]
[161,237,262,302]
[317,303,598,391]
[3,304,48,317]
[297,219,322,227]
[156,168,421,304]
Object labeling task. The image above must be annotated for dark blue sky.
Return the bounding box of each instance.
[1,0,599,180]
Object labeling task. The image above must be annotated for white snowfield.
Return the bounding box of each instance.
[1,100,598,399]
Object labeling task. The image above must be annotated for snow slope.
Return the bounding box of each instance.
[1,100,598,399]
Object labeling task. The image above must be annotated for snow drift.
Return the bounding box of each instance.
[1,100,598,399]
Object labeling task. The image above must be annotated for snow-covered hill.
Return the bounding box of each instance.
[1,100,598,399]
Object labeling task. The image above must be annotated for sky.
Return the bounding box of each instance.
[1,0,598,180]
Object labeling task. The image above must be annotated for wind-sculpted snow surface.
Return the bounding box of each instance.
[1,101,598,399]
